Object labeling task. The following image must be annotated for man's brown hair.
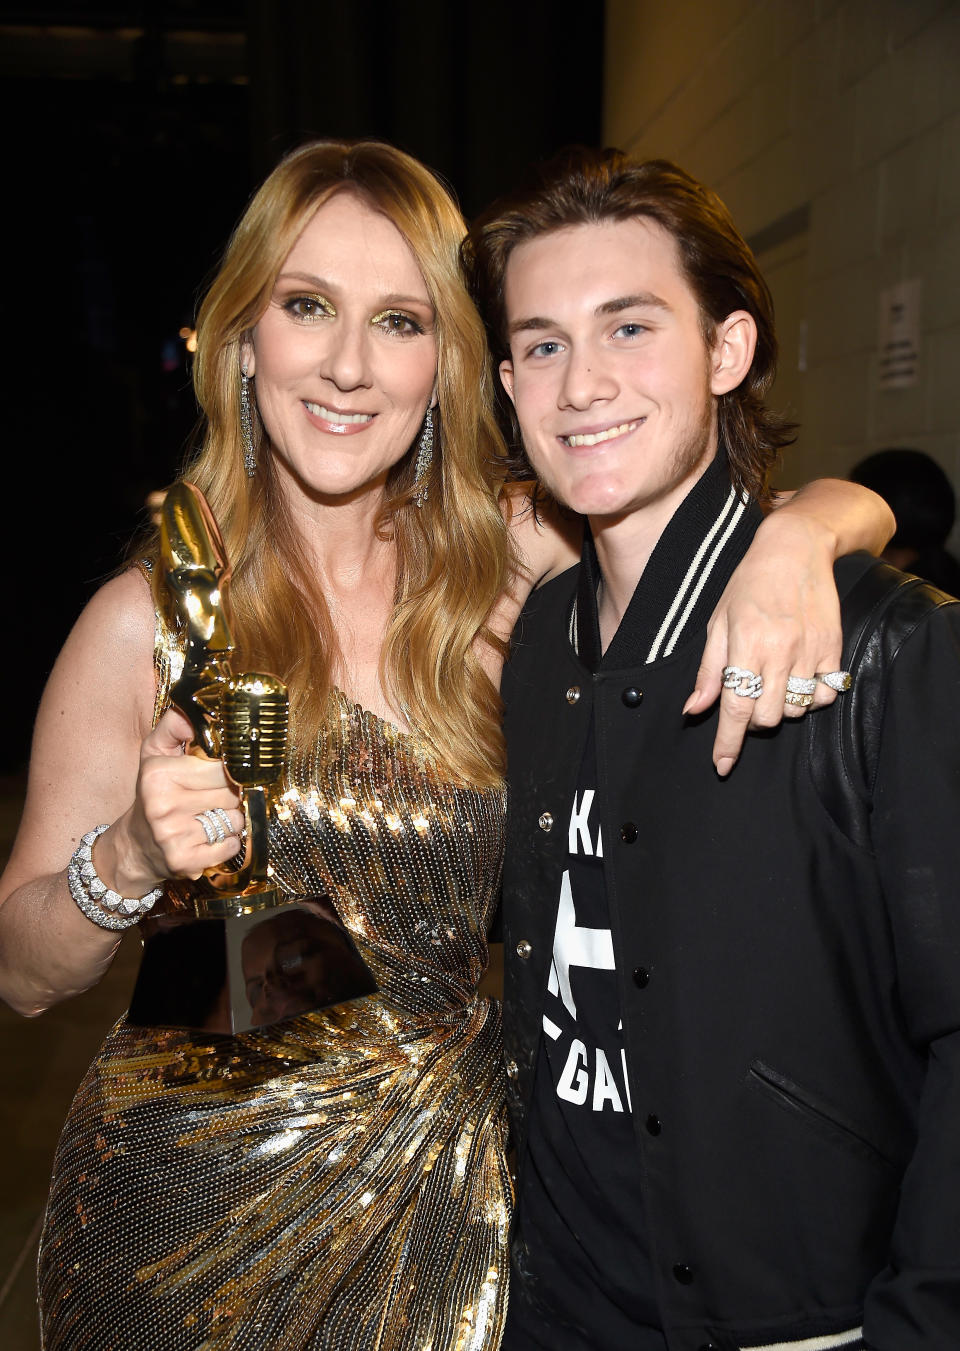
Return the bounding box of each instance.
[464,147,795,504]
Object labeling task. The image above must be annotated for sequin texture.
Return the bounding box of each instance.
[38,689,511,1349]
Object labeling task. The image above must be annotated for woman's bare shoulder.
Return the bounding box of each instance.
[46,568,158,735]
[0,569,159,903]
[80,565,156,634]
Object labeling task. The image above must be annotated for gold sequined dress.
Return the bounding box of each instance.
[38,691,511,1350]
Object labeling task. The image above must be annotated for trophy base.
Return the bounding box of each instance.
[127,895,378,1035]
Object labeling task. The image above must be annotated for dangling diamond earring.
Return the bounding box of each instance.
[240,364,256,477]
[413,405,434,507]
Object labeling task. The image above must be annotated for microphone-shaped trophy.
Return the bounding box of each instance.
[127,482,376,1034]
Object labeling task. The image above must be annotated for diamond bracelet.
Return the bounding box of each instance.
[66,825,163,932]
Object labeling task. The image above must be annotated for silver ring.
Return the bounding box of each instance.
[816,670,853,693]
[722,665,763,699]
[204,809,226,843]
[195,810,223,845]
[195,813,217,845]
[210,807,235,838]
[785,674,817,696]
[784,690,814,708]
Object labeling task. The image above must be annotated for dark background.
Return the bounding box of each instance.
[2,1,604,770]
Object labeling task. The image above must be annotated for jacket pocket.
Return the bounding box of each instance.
[747,1060,898,1171]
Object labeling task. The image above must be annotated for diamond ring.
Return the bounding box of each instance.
[195,809,226,845]
[786,674,817,696]
[815,670,853,693]
[722,665,763,699]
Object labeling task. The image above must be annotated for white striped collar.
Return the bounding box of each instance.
[740,1328,863,1351]
[572,451,762,671]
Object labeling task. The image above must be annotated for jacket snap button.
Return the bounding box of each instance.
[516,939,532,959]
[633,966,650,988]
[620,822,638,843]
[698,1344,719,1351]
[645,1114,661,1136]
[566,686,581,704]
[505,1060,519,1080]
[673,1263,694,1285]
[621,686,643,707]
[538,812,554,832]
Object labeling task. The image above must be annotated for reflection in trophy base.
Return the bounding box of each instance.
[127,897,378,1035]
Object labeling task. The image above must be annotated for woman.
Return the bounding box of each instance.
[0,141,889,1349]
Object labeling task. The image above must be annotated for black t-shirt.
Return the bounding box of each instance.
[503,719,666,1351]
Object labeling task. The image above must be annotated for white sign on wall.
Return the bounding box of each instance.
[878,279,922,391]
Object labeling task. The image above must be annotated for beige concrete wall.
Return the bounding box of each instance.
[605,0,960,541]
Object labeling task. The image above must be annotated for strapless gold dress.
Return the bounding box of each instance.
[38,692,510,1349]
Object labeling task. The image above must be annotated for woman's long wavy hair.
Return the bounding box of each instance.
[464,148,795,506]
[149,140,510,786]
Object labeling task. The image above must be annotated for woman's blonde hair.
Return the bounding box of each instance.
[152,140,510,786]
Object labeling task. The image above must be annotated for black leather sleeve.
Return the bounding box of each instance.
[860,598,960,1350]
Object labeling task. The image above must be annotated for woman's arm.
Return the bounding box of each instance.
[0,570,243,1016]
[484,487,582,654]
[496,477,893,775]
[503,486,582,588]
[686,479,895,775]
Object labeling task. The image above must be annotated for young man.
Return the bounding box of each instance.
[466,152,960,1351]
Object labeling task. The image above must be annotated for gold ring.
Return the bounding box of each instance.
[784,690,814,708]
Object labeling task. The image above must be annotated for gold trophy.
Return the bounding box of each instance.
[127,482,376,1035]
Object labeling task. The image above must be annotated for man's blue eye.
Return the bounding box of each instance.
[531,341,561,358]
[615,323,646,338]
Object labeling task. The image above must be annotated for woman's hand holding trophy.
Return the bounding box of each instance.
[127,481,375,1034]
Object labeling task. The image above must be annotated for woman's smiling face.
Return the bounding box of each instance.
[246,190,438,505]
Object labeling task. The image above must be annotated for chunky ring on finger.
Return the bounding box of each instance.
[816,669,853,693]
[722,665,763,699]
[785,674,817,696]
[784,690,814,707]
[195,811,221,846]
[202,809,227,843]
[210,807,236,839]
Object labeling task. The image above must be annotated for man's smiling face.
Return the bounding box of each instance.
[500,216,727,526]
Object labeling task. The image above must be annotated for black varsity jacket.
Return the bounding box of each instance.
[500,455,960,1351]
